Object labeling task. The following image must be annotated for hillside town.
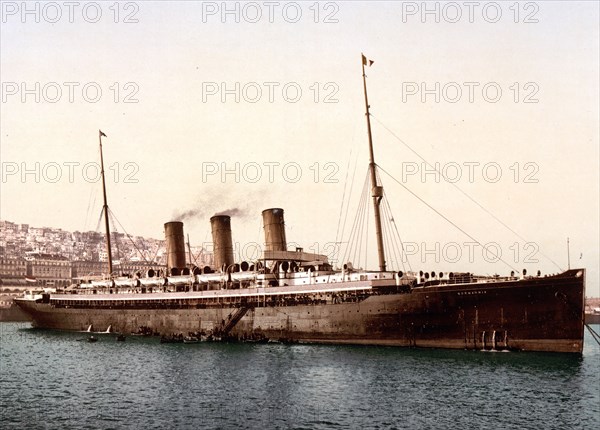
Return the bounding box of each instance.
[0,219,212,289]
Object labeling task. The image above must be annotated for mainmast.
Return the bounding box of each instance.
[98,130,113,277]
[361,53,386,272]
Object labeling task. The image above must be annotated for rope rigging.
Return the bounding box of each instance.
[377,168,411,273]
[377,165,518,273]
[585,324,600,347]
[94,206,157,267]
[341,169,370,269]
[340,166,412,273]
[108,208,154,265]
[370,113,563,272]
[334,147,356,265]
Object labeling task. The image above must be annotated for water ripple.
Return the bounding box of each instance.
[1,323,598,429]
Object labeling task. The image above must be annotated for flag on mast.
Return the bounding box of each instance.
[99,130,107,138]
[362,54,374,67]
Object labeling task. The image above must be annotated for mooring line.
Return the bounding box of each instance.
[585,324,600,346]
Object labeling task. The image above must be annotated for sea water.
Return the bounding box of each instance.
[1,323,598,429]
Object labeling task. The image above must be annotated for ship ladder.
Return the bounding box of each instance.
[221,305,251,335]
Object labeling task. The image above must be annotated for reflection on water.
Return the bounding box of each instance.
[1,323,598,429]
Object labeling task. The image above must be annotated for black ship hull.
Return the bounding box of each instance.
[16,269,585,353]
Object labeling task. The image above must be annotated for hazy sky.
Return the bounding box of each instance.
[1,1,598,295]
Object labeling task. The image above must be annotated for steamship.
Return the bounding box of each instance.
[15,56,586,353]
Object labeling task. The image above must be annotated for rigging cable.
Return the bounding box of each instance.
[84,185,97,231]
[94,207,104,234]
[108,208,153,265]
[107,210,122,262]
[585,324,600,346]
[364,177,370,269]
[335,147,354,264]
[377,165,519,273]
[381,190,404,272]
[376,168,412,273]
[370,114,563,271]
[349,174,365,266]
[379,199,395,270]
[357,170,370,268]
[142,238,160,264]
[149,241,162,267]
[339,146,361,266]
[343,169,370,268]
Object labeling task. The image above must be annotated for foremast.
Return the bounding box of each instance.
[361,54,386,272]
[98,130,113,277]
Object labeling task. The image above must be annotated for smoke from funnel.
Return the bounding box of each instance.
[214,208,245,217]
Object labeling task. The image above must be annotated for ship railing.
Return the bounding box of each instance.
[50,280,376,302]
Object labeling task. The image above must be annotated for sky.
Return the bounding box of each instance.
[1,1,599,296]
